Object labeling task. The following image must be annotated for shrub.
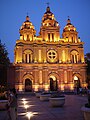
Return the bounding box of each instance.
[85,103,90,108]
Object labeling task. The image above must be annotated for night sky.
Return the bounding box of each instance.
[0,0,90,62]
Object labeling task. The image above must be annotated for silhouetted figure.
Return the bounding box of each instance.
[9,88,17,120]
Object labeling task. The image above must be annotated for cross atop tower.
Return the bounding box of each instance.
[67,16,71,24]
[68,16,70,19]
[26,12,30,21]
[46,2,49,7]
[46,2,50,12]
[27,12,29,16]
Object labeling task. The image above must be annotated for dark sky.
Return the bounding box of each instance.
[0,0,90,62]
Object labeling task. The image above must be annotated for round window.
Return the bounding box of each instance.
[47,50,57,63]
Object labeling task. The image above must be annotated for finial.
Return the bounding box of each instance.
[67,16,71,24]
[46,2,50,12]
[26,13,30,21]
[68,16,70,19]
[27,12,29,16]
[46,2,49,7]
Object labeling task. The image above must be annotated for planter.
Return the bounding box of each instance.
[81,106,90,120]
[0,100,8,110]
[49,96,65,107]
[40,94,51,101]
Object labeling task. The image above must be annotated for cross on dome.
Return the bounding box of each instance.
[46,2,50,12]
[26,15,30,21]
[46,2,49,7]
[67,16,71,24]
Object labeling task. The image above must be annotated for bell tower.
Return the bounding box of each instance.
[19,15,36,41]
[14,15,36,63]
[39,5,60,42]
[62,17,80,43]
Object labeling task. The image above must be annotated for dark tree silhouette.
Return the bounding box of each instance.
[0,40,10,66]
[0,40,10,86]
[85,53,90,88]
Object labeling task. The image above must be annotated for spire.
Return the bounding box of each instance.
[46,2,49,7]
[46,2,50,12]
[26,13,30,21]
[67,16,71,24]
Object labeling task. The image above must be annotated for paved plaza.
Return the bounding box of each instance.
[0,93,87,120]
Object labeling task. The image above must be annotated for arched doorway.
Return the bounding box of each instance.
[50,76,58,91]
[74,76,81,94]
[25,79,32,92]
[74,76,81,88]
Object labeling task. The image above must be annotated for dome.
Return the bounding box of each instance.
[41,6,59,27]
[19,15,36,41]
[63,18,76,32]
[20,16,35,30]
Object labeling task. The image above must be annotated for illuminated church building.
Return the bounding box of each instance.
[11,6,87,91]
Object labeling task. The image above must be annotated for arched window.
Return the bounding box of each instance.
[72,37,74,42]
[23,49,33,63]
[70,50,79,63]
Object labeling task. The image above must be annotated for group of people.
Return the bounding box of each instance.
[6,88,17,120]
[74,87,88,95]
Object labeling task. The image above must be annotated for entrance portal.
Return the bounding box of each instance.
[74,76,81,94]
[74,76,81,88]
[50,76,58,91]
[25,79,32,92]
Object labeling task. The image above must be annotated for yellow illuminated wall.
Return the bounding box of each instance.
[13,6,87,92]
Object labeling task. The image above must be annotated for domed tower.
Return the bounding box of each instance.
[14,15,36,63]
[19,16,36,41]
[62,18,80,43]
[62,17,85,64]
[39,6,60,42]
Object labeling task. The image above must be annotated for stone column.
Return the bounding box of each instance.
[64,70,67,83]
[34,46,38,63]
[34,67,39,84]
[58,47,62,63]
[42,46,47,63]
[69,70,73,83]
[43,68,48,84]
[27,54,29,63]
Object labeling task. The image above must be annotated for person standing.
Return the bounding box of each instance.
[9,88,17,120]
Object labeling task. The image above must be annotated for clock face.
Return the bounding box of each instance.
[47,49,57,63]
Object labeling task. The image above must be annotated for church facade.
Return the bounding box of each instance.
[12,6,87,91]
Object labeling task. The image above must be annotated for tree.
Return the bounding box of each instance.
[0,40,10,86]
[85,53,90,88]
[0,40,10,66]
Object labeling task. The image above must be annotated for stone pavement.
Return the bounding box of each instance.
[0,93,88,120]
